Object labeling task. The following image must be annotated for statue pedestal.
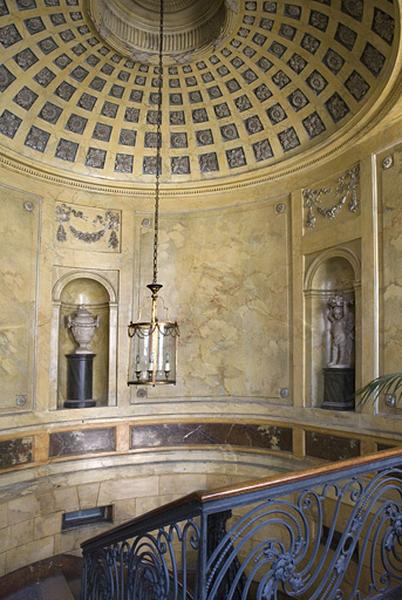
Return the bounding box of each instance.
[64,353,96,409]
[322,367,355,411]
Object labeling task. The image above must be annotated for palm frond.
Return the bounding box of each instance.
[356,372,402,407]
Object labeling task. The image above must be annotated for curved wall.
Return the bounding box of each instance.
[0,82,402,576]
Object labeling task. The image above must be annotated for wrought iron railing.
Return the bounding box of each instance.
[81,448,402,599]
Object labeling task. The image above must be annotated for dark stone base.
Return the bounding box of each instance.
[322,367,355,411]
[64,399,96,409]
[65,353,96,409]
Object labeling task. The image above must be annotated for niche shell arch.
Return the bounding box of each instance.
[304,246,361,409]
[51,271,118,408]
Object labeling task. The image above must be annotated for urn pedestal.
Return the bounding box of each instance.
[64,353,96,408]
[322,367,355,411]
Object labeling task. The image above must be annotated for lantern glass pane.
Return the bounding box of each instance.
[128,322,178,385]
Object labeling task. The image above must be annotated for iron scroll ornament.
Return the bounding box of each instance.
[204,467,402,599]
[81,519,200,599]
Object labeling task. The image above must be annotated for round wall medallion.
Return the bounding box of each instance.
[275,203,287,215]
[382,155,394,170]
[23,201,34,212]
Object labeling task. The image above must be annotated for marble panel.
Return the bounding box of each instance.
[377,443,398,451]
[55,138,78,161]
[170,111,185,125]
[171,156,190,175]
[33,67,55,87]
[0,65,16,92]
[136,200,290,399]
[226,146,247,168]
[85,148,106,169]
[360,42,385,77]
[235,95,252,112]
[287,53,307,74]
[114,153,133,173]
[189,91,202,103]
[13,86,38,110]
[124,108,139,123]
[0,187,39,412]
[0,24,22,47]
[372,8,394,45]
[49,428,116,457]
[213,103,231,118]
[305,431,360,461]
[0,437,33,469]
[335,23,357,50]
[379,144,402,380]
[131,423,292,452]
[192,108,208,123]
[53,53,71,70]
[0,110,21,139]
[24,126,50,152]
[252,139,273,161]
[24,17,45,35]
[37,36,58,54]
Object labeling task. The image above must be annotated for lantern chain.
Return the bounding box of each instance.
[152,0,164,285]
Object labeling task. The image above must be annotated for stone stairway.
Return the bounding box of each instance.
[4,573,75,600]
[1,556,401,599]
[0,555,81,600]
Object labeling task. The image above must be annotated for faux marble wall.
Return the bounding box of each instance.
[379,145,402,376]
[0,185,40,413]
[134,200,290,401]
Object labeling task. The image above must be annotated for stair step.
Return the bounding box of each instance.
[40,574,75,599]
[4,574,75,600]
[0,554,82,600]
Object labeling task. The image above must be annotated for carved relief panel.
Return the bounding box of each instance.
[302,165,360,232]
[55,202,121,252]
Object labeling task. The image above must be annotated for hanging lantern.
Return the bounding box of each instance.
[128,284,179,386]
[128,0,179,387]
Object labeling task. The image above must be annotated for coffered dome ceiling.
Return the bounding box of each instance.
[0,0,399,185]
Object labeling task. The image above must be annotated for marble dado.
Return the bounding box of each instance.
[0,421,400,473]
[0,437,33,469]
[49,428,116,458]
[130,423,292,452]
[305,431,360,462]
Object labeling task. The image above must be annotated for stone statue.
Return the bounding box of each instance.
[66,305,99,354]
[326,295,354,368]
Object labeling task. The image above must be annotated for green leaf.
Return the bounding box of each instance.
[356,373,402,407]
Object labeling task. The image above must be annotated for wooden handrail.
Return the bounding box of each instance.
[82,447,402,551]
[200,446,402,501]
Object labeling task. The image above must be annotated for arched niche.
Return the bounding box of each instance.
[51,272,118,409]
[304,247,361,409]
